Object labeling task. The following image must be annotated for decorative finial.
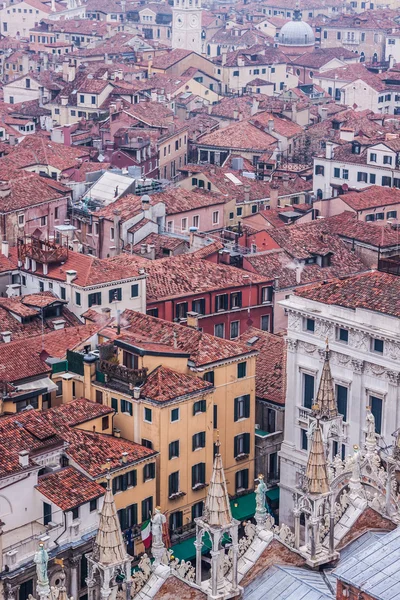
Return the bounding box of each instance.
[312,403,320,417]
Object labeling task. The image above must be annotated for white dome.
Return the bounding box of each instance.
[279,19,315,47]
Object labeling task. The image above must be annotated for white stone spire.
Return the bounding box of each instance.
[93,474,127,566]
[203,440,232,528]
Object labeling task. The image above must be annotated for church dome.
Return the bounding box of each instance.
[278,11,315,47]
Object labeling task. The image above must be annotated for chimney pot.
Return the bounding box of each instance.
[19,450,29,468]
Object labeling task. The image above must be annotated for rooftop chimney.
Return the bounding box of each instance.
[1,241,9,258]
[269,183,279,210]
[325,141,333,160]
[244,185,250,203]
[19,450,29,468]
[65,270,77,284]
[1,331,11,343]
[268,117,274,133]
[121,451,128,463]
[186,311,199,329]
[53,319,66,330]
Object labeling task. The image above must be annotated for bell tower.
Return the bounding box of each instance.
[172,0,202,55]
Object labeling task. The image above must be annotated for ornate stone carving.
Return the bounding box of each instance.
[351,359,364,374]
[385,370,400,385]
[130,554,151,597]
[364,363,386,377]
[286,338,298,352]
[385,341,400,361]
[288,313,301,332]
[273,523,295,547]
[299,341,318,355]
[353,332,369,352]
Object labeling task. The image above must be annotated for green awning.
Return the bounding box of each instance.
[266,487,279,502]
[170,537,200,561]
[230,492,256,522]
[255,429,270,438]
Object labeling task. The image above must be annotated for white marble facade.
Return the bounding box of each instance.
[278,293,400,525]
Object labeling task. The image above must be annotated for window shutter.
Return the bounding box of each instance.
[243,469,249,490]
[223,294,228,310]
[245,395,250,418]
[112,477,117,494]
[230,293,234,309]
[131,503,138,526]
[201,399,206,412]
[192,465,196,487]
[175,303,180,320]
[109,289,114,303]
[237,291,242,307]
[234,398,238,422]
[200,298,205,315]
[235,471,239,490]
[192,434,196,451]
[200,463,205,483]
[168,473,173,496]
[244,433,250,454]
[122,473,128,491]
[150,463,155,479]
[111,397,118,412]
[201,431,206,447]
[169,442,173,459]
[183,302,188,317]
[234,436,238,458]
[215,296,219,312]
[132,470,137,487]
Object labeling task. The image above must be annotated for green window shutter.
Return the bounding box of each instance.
[111,398,118,412]
[234,397,238,422]
[245,395,250,418]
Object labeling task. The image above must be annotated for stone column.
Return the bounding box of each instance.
[310,517,318,561]
[69,556,80,600]
[210,550,219,598]
[194,538,203,587]
[294,510,300,549]
[230,526,239,592]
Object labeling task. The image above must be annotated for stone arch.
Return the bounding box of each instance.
[0,495,12,518]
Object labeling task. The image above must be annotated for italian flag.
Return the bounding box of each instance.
[141,520,152,549]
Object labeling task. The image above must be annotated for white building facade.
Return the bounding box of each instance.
[171,0,202,54]
[278,291,400,526]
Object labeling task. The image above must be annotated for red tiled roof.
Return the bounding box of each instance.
[0,173,70,213]
[130,232,189,258]
[112,310,257,367]
[0,325,98,383]
[21,250,147,287]
[239,327,286,405]
[197,119,277,151]
[338,186,400,211]
[140,365,213,403]
[46,397,113,427]
[151,49,193,70]
[36,466,105,511]
[296,271,400,318]
[152,187,226,215]
[144,253,269,301]
[317,211,400,248]
[3,135,90,172]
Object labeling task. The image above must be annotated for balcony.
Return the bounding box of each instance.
[298,406,311,424]
[18,236,68,265]
[98,359,148,386]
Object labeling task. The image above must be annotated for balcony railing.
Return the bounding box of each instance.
[98,359,148,386]
[18,237,68,265]
[298,406,311,423]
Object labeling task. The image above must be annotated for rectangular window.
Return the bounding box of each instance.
[237,362,247,379]
[88,292,101,307]
[303,373,315,409]
[169,440,180,459]
[357,172,368,182]
[193,215,199,228]
[230,291,242,309]
[75,292,81,306]
[376,213,384,221]
[193,399,206,415]
[121,399,133,415]
[111,397,118,412]
[109,288,122,302]
[301,428,308,451]
[337,327,349,343]
[212,211,219,225]
[305,318,315,332]
[95,390,103,404]
[369,174,376,184]
[372,338,384,354]
[175,301,188,320]
[91,95,96,105]
[192,501,203,520]
[204,371,214,385]
[261,286,273,303]
[342,169,349,180]
[235,468,249,492]
[369,153,377,162]
[336,385,348,421]
[143,463,155,482]
[181,217,188,231]
[383,155,393,165]
[213,404,218,429]
[334,167,340,178]
[237,207,243,216]
[234,433,250,457]
[192,462,206,487]
[234,394,250,421]
[192,298,205,315]
[171,407,180,422]
[131,283,139,298]
[230,320,239,339]
[144,407,152,423]
[60,287,66,300]
[261,315,270,331]
[43,502,52,525]
[80,94,84,103]
[387,211,398,219]
[370,396,383,435]
[40,216,47,226]
[90,499,97,512]
[215,293,228,312]
[382,176,392,187]
[168,471,180,496]
[110,227,115,241]
[192,431,206,451]
[142,496,153,522]
[123,350,137,370]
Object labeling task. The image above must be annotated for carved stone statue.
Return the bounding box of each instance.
[366,407,377,442]
[34,543,49,586]
[255,475,267,513]
[151,507,166,546]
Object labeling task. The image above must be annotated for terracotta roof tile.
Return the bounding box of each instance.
[130,232,189,258]
[114,310,257,367]
[140,365,213,403]
[46,397,113,427]
[239,327,286,405]
[296,271,400,318]
[338,186,400,211]
[151,49,193,70]
[36,466,105,511]
[197,119,277,151]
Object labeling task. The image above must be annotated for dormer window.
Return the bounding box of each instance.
[352,141,361,155]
